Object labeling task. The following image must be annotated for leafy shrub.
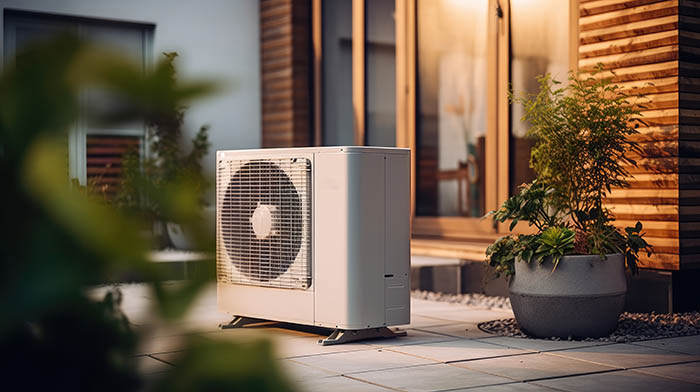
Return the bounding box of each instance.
[0,34,294,391]
[115,52,211,226]
[486,69,652,277]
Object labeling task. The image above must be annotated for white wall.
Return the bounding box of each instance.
[0,0,261,197]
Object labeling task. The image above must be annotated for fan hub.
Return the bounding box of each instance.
[251,204,275,239]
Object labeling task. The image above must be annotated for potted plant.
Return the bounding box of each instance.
[486,70,652,339]
[115,52,211,250]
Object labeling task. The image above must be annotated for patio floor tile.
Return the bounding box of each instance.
[274,336,376,359]
[630,361,700,384]
[414,323,493,339]
[278,359,338,381]
[136,334,187,356]
[631,336,700,355]
[136,355,173,375]
[446,381,562,391]
[454,352,618,381]
[532,369,700,392]
[349,363,512,392]
[387,338,533,363]
[299,375,394,391]
[475,336,611,352]
[369,328,460,348]
[150,351,182,366]
[110,284,700,390]
[546,343,700,369]
[397,314,462,329]
[413,308,514,324]
[291,347,436,374]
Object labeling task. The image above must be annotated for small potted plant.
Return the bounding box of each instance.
[486,70,652,339]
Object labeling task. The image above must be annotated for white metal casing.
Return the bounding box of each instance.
[216,146,410,330]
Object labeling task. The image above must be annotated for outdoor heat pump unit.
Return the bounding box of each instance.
[216,146,411,345]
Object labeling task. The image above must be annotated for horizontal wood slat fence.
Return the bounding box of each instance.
[580,0,700,270]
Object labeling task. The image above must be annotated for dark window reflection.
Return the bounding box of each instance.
[366,0,396,147]
[322,0,354,146]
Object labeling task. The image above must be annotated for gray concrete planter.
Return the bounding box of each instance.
[509,254,626,339]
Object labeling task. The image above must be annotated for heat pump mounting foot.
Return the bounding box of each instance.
[318,327,407,346]
[219,316,266,329]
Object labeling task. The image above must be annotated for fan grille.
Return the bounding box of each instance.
[216,157,311,289]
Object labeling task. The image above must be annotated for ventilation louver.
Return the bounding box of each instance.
[217,158,311,289]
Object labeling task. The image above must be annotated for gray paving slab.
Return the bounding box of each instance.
[630,361,700,385]
[387,338,533,363]
[414,308,514,325]
[136,355,173,375]
[369,329,460,348]
[414,323,493,339]
[411,298,463,312]
[454,352,619,382]
[274,336,376,359]
[150,351,182,366]
[547,343,700,369]
[205,324,325,341]
[350,363,512,392]
[278,359,338,382]
[136,334,187,355]
[476,336,610,352]
[299,375,394,391]
[532,369,700,392]
[291,347,437,374]
[447,381,561,391]
[632,335,700,355]
[398,314,463,329]
[109,283,700,391]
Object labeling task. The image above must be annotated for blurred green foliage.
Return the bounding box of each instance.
[115,52,211,229]
[0,34,295,391]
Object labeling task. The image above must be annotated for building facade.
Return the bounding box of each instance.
[1,0,262,195]
[261,0,700,312]
[3,0,698,311]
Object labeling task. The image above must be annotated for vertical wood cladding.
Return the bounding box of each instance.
[260,0,312,147]
[579,0,700,270]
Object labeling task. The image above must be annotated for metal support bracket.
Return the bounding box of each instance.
[318,327,407,346]
[219,316,267,330]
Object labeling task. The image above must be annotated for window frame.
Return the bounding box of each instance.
[398,0,502,239]
[400,0,580,240]
[313,0,580,243]
[3,9,154,186]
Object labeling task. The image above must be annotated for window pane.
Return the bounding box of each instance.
[509,0,569,195]
[82,23,147,131]
[366,0,396,147]
[322,0,354,146]
[416,0,488,217]
[4,12,151,187]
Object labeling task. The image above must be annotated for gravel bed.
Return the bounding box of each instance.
[411,290,512,311]
[478,312,700,343]
[412,290,700,342]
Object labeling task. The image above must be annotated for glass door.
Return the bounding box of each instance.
[509,0,570,196]
[409,0,501,238]
[415,0,489,218]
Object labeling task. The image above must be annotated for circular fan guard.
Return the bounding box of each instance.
[222,160,303,282]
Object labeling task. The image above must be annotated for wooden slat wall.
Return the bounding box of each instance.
[579,0,700,270]
[260,0,312,147]
[679,0,700,268]
[85,135,140,198]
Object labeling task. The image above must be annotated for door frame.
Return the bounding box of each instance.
[312,0,580,240]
